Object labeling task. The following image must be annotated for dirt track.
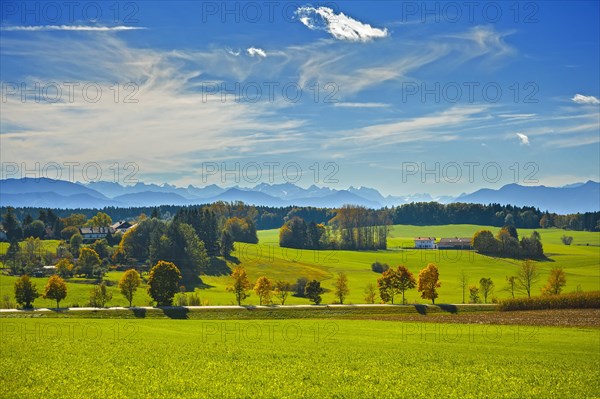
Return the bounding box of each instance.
[356,309,600,328]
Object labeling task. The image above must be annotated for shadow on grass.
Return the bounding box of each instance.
[181,275,212,291]
[414,304,428,315]
[205,257,233,276]
[161,307,189,319]
[438,304,458,314]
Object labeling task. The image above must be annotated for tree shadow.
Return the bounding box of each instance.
[160,306,189,319]
[438,304,458,314]
[181,275,210,291]
[414,304,428,315]
[224,255,240,265]
[205,257,233,276]
[132,307,146,318]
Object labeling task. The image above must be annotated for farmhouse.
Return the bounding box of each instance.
[111,220,136,234]
[414,237,436,249]
[79,227,115,241]
[438,237,473,249]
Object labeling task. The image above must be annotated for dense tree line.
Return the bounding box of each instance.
[392,202,599,231]
[279,206,391,250]
[2,202,599,245]
[472,226,544,259]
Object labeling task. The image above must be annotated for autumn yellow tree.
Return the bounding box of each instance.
[378,268,400,304]
[254,276,273,305]
[334,272,350,304]
[396,266,416,305]
[228,266,252,305]
[44,275,67,308]
[119,269,142,307]
[55,258,74,278]
[541,268,567,295]
[417,263,441,304]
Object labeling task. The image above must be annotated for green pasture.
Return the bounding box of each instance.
[0,318,598,398]
[0,225,599,307]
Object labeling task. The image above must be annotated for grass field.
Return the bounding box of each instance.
[1,225,599,307]
[0,317,598,398]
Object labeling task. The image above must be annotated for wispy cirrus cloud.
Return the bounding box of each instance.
[0,25,145,31]
[333,102,390,108]
[572,94,600,105]
[295,6,388,42]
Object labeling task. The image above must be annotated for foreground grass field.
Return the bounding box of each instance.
[0,317,598,398]
[1,225,598,307]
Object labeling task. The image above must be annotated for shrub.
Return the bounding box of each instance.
[188,292,201,306]
[175,293,188,307]
[561,235,573,245]
[2,294,16,309]
[371,261,389,273]
[499,291,600,311]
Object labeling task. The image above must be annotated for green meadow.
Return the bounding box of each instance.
[0,318,598,398]
[1,225,599,307]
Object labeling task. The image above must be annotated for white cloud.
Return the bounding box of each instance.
[333,102,390,108]
[0,36,307,180]
[336,106,488,149]
[1,25,145,31]
[572,94,600,105]
[295,6,388,42]
[225,48,240,56]
[516,133,530,145]
[498,113,536,120]
[246,47,266,58]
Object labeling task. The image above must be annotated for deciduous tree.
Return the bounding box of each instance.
[148,261,182,306]
[14,275,39,309]
[505,276,517,299]
[227,266,252,305]
[44,275,67,308]
[516,259,540,298]
[305,280,324,305]
[363,283,377,304]
[469,285,480,303]
[273,280,292,305]
[254,276,273,305]
[77,247,102,278]
[417,263,441,304]
[89,281,112,307]
[334,272,350,304]
[119,269,142,306]
[479,277,494,303]
[472,230,497,254]
[541,268,567,295]
[458,270,469,304]
[396,266,416,305]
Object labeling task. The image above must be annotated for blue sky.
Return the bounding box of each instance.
[1,1,599,197]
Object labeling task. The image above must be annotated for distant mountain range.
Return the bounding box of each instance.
[0,178,598,214]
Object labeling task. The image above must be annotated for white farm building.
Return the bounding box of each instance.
[414,237,436,249]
